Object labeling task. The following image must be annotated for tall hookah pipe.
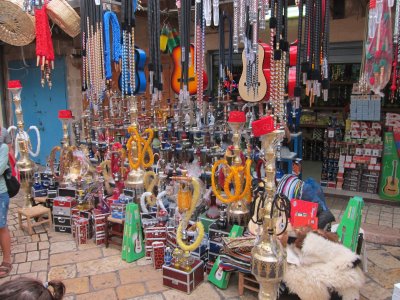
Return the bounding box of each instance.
[7,81,41,159]
[7,80,40,208]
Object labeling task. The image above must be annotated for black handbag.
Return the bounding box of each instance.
[4,168,20,198]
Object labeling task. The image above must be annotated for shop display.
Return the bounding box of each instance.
[5,0,392,299]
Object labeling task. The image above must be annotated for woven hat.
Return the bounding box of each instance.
[0,0,35,46]
[46,0,80,38]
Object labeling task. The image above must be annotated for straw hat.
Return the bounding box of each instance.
[0,0,35,46]
[46,0,80,38]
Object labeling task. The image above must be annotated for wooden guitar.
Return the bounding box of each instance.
[383,160,399,196]
[170,44,208,95]
[238,44,267,102]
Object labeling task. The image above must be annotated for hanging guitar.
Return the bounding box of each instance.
[259,42,271,100]
[118,46,147,95]
[171,44,208,95]
[237,7,267,103]
[238,43,267,102]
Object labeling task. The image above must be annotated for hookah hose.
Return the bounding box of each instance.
[103,11,121,80]
[211,159,252,204]
[271,193,291,236]
[143,170,157,206]
[176,177,205,252]
[126,127,154,169]
[249,180,267,225]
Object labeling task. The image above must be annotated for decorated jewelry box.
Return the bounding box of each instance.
[162,259,204,294]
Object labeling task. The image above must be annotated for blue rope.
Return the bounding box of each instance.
[103,11,121,80]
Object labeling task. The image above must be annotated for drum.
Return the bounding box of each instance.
[46,0,80,38]
[0,0,35,46]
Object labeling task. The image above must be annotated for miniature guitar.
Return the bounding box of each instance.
[134,222,142,253]
[135,47,147,94]
[118,46,147,95]
[383,160,399,196]
[238,44,267,102]
[170,44,208,95]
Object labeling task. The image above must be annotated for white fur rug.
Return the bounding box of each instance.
[283,232,365,300]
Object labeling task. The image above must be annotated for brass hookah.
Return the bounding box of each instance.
[211,111,252,226]
[7,80,39,208]
[250,118,286,300]
[125,96,154,199]
[49,110,95,187]
[171,170,204,271]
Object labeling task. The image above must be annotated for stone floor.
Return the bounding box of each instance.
[0,193,399,300]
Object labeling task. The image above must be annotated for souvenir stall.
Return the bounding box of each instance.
[1,0,386,299]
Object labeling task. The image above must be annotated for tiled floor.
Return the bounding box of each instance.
[0,193,399,300]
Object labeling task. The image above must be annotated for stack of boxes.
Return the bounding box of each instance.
[335,121,383,193]
[53,196,76,234]
[350,94,381,121]
[144,226,167,258]
[93,210,109,245]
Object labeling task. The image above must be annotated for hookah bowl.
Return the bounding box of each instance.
[8,80,37,208]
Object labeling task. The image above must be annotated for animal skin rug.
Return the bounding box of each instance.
[283,232,365,300]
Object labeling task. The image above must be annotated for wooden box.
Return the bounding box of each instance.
[163,260,204,294]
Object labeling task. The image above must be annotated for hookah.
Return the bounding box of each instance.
[171,170,205,271]
[7,80,40,208]
[250,116,287,300]
[211,111,252,226]
[125,96,154,199]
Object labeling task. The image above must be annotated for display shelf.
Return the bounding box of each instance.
[323,187,400,206]
[308,106,345,111]
[382,107,400,113]
[300,124,344,128]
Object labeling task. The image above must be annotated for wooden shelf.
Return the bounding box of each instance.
[382,107,400,113]
[300,124,329,128]
[300,124,345,128]
[330,81,356,85]
[308,106,345,111]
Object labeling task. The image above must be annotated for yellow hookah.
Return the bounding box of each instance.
[211,111,252,225]
[249,116,286,300]
[125,97,154,190]
[171,171,205,271]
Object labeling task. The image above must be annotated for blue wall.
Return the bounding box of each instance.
[8,57,68,165]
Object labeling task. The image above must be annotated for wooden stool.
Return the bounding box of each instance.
[18,206,52,235]
[105,216,125,248]
[238,272,259,296]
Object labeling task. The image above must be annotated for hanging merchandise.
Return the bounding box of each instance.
[237,1,268,103]
[23,0,43,14]
[46,0,80,38]
[35,4,54,88]
[147,0,162,106]
[390,0,400,103]
[297,0,330,106]
[81,0,105,114]
[160,24,170,53]
[365,0,393,96]
[195,0,207,117]
[0,0,35,46]
[103,10,121,83]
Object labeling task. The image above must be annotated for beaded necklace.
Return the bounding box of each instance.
[195,0,206,117]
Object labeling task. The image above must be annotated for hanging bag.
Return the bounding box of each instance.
[3,167,20,198]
